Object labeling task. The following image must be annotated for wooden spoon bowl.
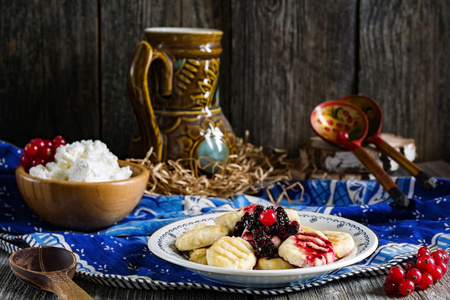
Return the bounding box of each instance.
[10,245,92,299]
[338,95,437,190]
[310,100,368,149]
[311,101,409,209]
[15,160,150,232]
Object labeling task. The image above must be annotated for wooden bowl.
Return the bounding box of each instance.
[15,160,150,232]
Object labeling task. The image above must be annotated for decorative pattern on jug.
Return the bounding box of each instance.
[156,113,236,172]
[153,57,221,110]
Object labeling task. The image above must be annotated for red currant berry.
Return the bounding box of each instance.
[417,245,431,257]
[347,117,353,123]
[336,131,349,142]
[24,143,39,157]
[397,278,415,296]
[437,261,447,275]
[259,209,277,226]
[344,125,351,131]
[383,280,397,295]
[343,110,349,117]
[406,268,422,284]
[337,123,343,128]
[439,249,449,264]
[431,265,444,282]
[20,154,33,169]
[327,119,334,126]
[31,138,45,148]
[416,255,435,273]
[405,261,416,271]
[418,273,433,290]
[388,266,405,283]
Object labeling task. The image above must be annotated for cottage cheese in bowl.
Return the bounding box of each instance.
[29,140,132,182]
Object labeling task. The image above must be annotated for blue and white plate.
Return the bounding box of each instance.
[148,210,379,288]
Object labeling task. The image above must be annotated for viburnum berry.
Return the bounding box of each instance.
[52,135,66,150]
[416,255,436,273]
[417,245,431,257]
[405,261,416,271]
[398,278,415,296]
[431,265,444,282]
[383,279,397,295]
[388,266,405,283]
[259,209,277,226]
[21,135,67,171]
[418,273,433,290]
[439,249,449,264]
[24,143,39,157]
[406,268,422,284]
[437,261,447,275]
[431,250,444,264]
[31,138,45,148]
[38,145,53,161]
[385,246,448,296]
[20,154,33,169]
[32,157,46,167]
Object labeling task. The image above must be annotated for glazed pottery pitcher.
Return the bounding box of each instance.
[127,27,236,172]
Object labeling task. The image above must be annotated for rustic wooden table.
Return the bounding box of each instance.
[1,161,449,300]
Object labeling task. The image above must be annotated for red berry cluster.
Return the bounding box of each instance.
[20,136,66,171]
[384,245,449,296]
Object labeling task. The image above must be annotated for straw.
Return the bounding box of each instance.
[126,132,301,198]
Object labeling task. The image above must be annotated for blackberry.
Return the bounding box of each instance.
[234,212,251,236]
[253,236,277,257]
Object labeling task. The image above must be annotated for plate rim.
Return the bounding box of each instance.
[148,210,379,278]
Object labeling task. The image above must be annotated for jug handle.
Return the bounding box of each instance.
[127,41,173,161]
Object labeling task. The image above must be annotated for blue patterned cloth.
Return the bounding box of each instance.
[0,140,449,294]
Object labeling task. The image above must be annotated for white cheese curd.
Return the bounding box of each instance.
[29,140,132,182]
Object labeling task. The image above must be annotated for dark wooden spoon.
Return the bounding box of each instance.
[9,245,93,300]
[339,95,437,190]
[311,100,409,209]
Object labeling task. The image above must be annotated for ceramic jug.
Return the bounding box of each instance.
[127,28,236,172]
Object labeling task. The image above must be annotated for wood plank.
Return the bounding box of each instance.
[0,249,247,300]
[265,274,450,300]
[100,0,182,159]
[358,0,450,162]
[229,0,357,158]
[1,247,449,299]
[0,0,98,147]
[418,160,450,179]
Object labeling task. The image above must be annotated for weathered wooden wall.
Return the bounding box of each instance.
[1,0,449,163]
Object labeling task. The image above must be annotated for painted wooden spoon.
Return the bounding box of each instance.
[311,100,409,209]
[338,95,437,190]
[9,245,93,300]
